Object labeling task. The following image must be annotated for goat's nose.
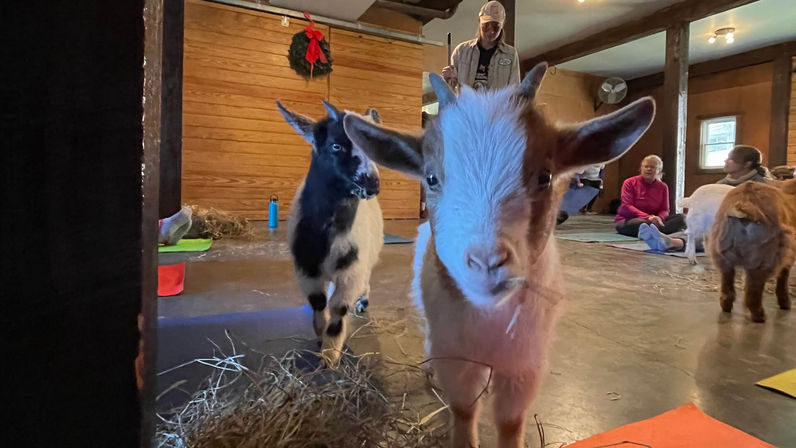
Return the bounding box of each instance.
[466,244,510,272]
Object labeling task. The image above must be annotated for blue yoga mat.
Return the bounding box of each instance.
[559,186,600,216]
[384,233,412,244]
[556,232,638,243]
[608,242,708,257]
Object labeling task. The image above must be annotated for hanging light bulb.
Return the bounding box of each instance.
[725,31,734,43]
[708,36,716,44]
[577,0,585,3]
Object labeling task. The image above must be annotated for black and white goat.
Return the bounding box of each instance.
[277,101,384,364]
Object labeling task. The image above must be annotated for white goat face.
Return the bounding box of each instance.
[426,87,533,306]
[344,63,656,308]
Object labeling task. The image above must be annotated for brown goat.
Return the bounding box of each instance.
[709,179,796,322]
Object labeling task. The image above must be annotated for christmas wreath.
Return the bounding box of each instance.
[288,12,333,79]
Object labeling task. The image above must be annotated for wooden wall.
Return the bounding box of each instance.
[330,29,423,217]
[622,63,774,196]
[181,0,421,220]
[536,68,620,213]
[789,56,796,165]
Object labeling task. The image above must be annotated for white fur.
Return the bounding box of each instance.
[435,86,529,306]
[677,183,734,263]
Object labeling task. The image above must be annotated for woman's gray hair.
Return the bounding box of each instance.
[641,155,664,180]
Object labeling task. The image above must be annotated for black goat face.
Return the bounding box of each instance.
[313,114,380,199]
[276,101,381,199]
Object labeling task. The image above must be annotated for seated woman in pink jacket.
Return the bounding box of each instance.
[615,155,685,237]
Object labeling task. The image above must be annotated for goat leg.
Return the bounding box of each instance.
[434,361,488,448]
[719,268,736,313]
[493,371,539,448]
[776,267,791,310]
[744,268,770,322]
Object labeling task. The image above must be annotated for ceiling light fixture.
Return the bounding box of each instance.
[577,0,585,3]
[709,27,736,44]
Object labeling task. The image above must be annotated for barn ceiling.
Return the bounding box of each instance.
[424,0,796,80]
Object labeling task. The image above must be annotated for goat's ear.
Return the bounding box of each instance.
[344,114,424,178]
[276,101,315,145]
[519,62,547,100]
[365,108,381,124]
[429,73,456,109]
[555,97,655,171]
[322,100,342,121]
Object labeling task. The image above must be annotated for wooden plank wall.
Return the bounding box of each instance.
[330,28,422,218]
[181,0,421,219]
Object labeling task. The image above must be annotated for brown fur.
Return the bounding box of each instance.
[709,179,796,321]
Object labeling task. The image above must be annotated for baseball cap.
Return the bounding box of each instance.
[479,1,505,24]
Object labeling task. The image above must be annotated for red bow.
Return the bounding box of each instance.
[303,12,327,78]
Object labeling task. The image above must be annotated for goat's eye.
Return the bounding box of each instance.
[331,143,342,152]
[537,170,552,189]
[426,173,439,188]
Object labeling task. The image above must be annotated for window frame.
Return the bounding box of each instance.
[699,115,738,170]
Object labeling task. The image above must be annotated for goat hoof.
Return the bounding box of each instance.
[355,296,369,313]
[320,347,342,368]
[778,300,791,310]
[749,312,766,323]
[720,296,734,313]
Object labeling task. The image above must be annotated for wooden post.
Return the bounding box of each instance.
[662,22,689,211]
[159,0,184,218]
[4,0,157,445]
[769,52,790,167]
[498,0,515,46]
[143,0,164,445]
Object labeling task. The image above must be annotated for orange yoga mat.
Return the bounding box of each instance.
[565,403,775,448]
[158,262,185,296]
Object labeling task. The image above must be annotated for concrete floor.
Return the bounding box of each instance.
[157,215,795,447]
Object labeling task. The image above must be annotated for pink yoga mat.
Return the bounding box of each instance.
[565,403,775,448]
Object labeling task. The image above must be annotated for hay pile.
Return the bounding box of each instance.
[156,342,448,448]
[187,206,254,240]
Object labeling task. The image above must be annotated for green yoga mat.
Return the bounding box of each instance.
[555,232,638,243]
[158,238,212,253]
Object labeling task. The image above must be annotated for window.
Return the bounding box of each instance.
[700,116,737,169]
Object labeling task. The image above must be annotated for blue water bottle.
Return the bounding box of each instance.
[268,195,279,229]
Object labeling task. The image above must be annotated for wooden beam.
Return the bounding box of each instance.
[521,0,758,72]
[5,0,152,445]
[661,22,689,211]
[142,0,163,444]
[628,40,796,92]
[769,53,791,167]
[159,0,184,217]
[498,0,515,46]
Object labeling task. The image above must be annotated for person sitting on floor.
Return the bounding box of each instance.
[575,163,605,214]
[615,155,685,237]
[638,145,773,252]
[716,144,773,186]
[158,205,192,246]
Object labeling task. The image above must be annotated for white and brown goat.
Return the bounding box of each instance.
[710,179,796,322]
[277,101,384,365]
[344,63,655,448]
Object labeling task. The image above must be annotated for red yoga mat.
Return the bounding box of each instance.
[565,403,775,448]
[158,262,185,296]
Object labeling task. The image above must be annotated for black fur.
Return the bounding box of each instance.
[308,292,327,311]
[326,320,343,336]
[291,112,364,279]
[335,246,359,271]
